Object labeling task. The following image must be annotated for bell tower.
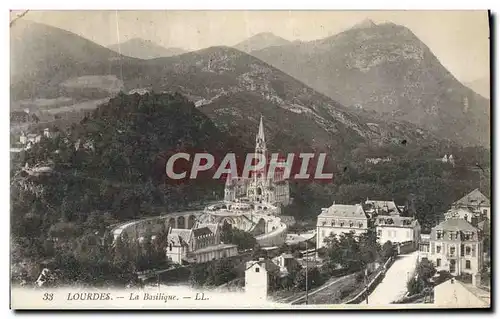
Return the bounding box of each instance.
[251,116,268,202]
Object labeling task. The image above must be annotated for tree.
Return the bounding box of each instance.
[324,232,363,271]
[221,224,257,251]
[189,263,209,287]
[381,241,396,260]
[416,259,436,283]
[207,258,236,286]
[358,229,381,265]
[407,277,424,295]
[294,267,323,291]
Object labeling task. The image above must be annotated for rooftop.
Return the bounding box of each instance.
[319,204,367,219]
[453,188,490,207]
[246,258,280,273]
[192,227,213,237]
[434,218,478,232]
[169,228,192,244]
[375,215,419,228]
[191,243,237,254]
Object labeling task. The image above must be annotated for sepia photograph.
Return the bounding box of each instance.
[8,9,491,310]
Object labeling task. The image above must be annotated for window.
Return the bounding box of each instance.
[436,245,441,254]
[331,220,335,227]
[169,244,173,251]
[450,246,456,256]
[349,222,354,228]
[377,230,382,237]
[358,222,363,228]
[255,267,260,273]
[466,246,472,256]
[464,232,471,240]
[436,258,441,267]
[465,260,471,269]
[340,222,344,227]
[437,231,443,240]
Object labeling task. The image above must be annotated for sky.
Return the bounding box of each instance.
[11,10,490,83]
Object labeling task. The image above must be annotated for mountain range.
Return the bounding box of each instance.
[233,32,291,53]
[107,38,186,59]
[10,19,488,152]
[249,20,490,147]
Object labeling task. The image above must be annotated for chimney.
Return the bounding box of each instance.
[258,257,265,262]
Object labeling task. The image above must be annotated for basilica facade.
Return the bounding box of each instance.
[223,117,290,207]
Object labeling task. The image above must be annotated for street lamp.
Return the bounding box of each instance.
[305,239,308,305]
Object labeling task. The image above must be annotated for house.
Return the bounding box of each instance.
[244,258,280,301]
[419,234,431,257]
[426,219,483,276]
[451,189,490,221]
[434,277,490,308]
[316,203,368,250]
[445,208,475,224]
[374,214,421,248]
[271,253,301,277]
[165,226,238,264]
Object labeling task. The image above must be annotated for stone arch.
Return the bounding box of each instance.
[252,218,266,236]
[221,217,236,226]
[177,216,185,229]
[168,218,176,229]
[187,215,196,229]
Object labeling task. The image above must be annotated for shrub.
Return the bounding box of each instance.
[407,277,424,295]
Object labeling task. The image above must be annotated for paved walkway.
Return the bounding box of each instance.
[367,251,419,305]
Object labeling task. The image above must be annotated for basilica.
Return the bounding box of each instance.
[223,117,290,207]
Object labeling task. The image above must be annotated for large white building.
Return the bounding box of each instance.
[374,214,421,247]
[316,203,369,250]
[165,224,238,264]
[420,218,483,276]
[224,117,290,207]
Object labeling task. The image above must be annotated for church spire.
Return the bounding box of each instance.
[257,115,265,144]
[254,116,267,184]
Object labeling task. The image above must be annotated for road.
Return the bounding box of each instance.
[367,251,419,305]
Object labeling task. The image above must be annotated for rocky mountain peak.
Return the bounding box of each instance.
[351,18,377,30]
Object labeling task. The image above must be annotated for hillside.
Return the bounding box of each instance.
[10,20,142,101]
[130,46,445,156]
[234,32,291,53]
[465,76,490,99]
[107,38,186,59]
[10,21,446,156]
[251,21,490,147]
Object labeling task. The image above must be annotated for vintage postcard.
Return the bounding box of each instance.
[9,10,491,309]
